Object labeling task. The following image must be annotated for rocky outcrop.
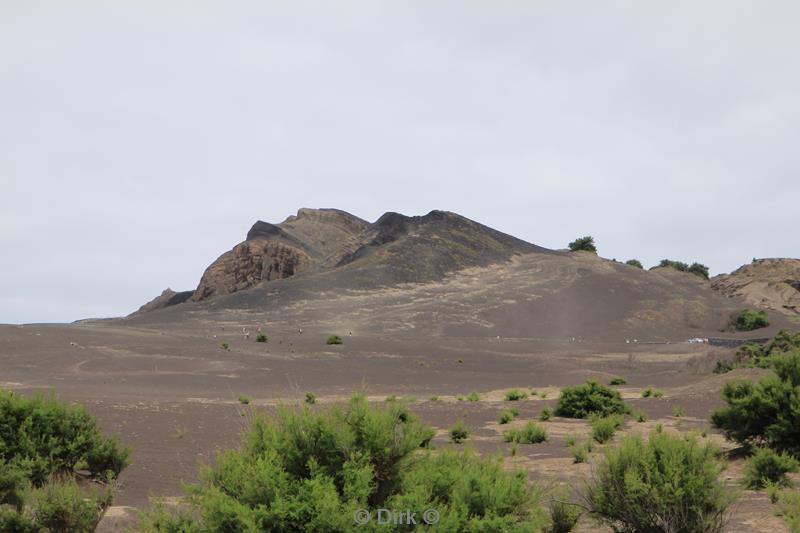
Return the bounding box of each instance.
[191,240,311,301]
[711,258,800,316]
[128,288,193,317]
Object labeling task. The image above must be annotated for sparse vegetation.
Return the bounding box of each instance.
[255,332,268,342]
[466,391,481,402]
[139,394,549,530]
[656,259,710,280]
[538,406,552,421]
[237,394,251,405]
[568,236,597,253]
[641,386,664,398]
[304,391,316,404]
[585,432,732,533]
[554,381,630,419]
[498,407,520,425]
[743,447,799,489]
[714,330,800,373]
[608,376,626,385]
[428,395,440,402]
[504,388,528,401]
[503,421,548,444]
[625,259,643,269]
[774,489,800,532]
[634,410,648,423]
[564,433,578,447]
[590,414,624,444]
[712,351,800,456]
[220,342,229,350]
[672,405,684,418]
[326,334,343,345]
[572,441,592,463]
[450,419,469,443]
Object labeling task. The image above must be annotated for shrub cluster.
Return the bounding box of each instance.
[450,420,469,443]
[715,329,800,373]
[608,376,626,386]
[139,394,549,531]
[656,259,710,279]
[503,421,547,444]
[590,414,624,444]
[712,351,800,456]
[504,388,528,401]
[743,447,799,489]
[624,259,643,269]
[730,309,770,331]
[568,236,596,253]
[255,332,268,343]
[0,390,129,532]
[554,381,630,419]
[498,408,520,425]
[585,432,732,533]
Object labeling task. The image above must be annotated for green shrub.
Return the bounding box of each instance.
[255,332,267,343]
[672,405,684,418]
[428,395,440,402]
[718,330,800,373]
[0,390,130,484]
[554,381,630,419]
[641,386,664,398]
[572,442,592,463]
[31,478,110,533]
[548,486,581,533]
[688,262,710,280]
[139,394,548,531]
[466,391,480,402]
[775,489,800,532]
[568,236,596,252]
[658,259,689,272]
[590,415,624,444]
[743,447,799,489]
[625,259,643,269]
[304,392,316,405]
[586,432,732,533]
[634,410,648,423]
[538,406,552,421]
[498,408,519,425]
[326,334,343,345]
[563,434,578,447]
[504,388,528,401]
[220,342,229,350]
[712,352,800,456]
[608,376,626,386]
[504,421,547,444]
[731,309,770,331]
[450,420,469,443]
[237,395,250,405]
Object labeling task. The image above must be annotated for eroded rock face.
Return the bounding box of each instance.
[711,258,800,316]
[128,288,194,316]
[191,240,310,301]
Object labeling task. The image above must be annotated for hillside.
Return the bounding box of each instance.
[712,258,800,317]
[124,210,795,342]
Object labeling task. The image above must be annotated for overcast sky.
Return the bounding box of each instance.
[2,1,798,324]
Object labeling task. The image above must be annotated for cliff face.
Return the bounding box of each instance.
[711,258,800,316]
[189,208,368,302]
[128,288,193,317]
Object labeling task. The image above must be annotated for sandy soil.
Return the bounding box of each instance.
[1,319,792,532]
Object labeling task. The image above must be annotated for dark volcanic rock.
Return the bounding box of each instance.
[128,288,193,317]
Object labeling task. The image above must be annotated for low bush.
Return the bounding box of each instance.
[538,406,552,421]
[775,489,800,532]
[608,376,626,386]
[625,259,643,269]
[220,342,229,350]
[237,394,250,405]
[572,442,592,463]
[304,392,316,404]
[255,332,267,342]
[585,431,732,533]
[450,420,469,443]
[504,388,528,401]
[743,447,799,489]
[716,330,800,373]
[634,410,648,423]
[590,415,624,444]
[641,386,664,398]
[139,394,549,531]
[498,408,519,425]
[503,421,547,444]
[712,352,800,456]
[548,486,581,533]
[568,236,596,252]
[731,309,770,331]
[656,260,710,280]
[563,433,578,447]
[326,334,343,345]
[466,391,480,402]
[0,391,128,532]
[554,381,630,419]
[672,405,684,418]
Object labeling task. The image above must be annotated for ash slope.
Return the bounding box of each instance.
[125,210,794,342]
